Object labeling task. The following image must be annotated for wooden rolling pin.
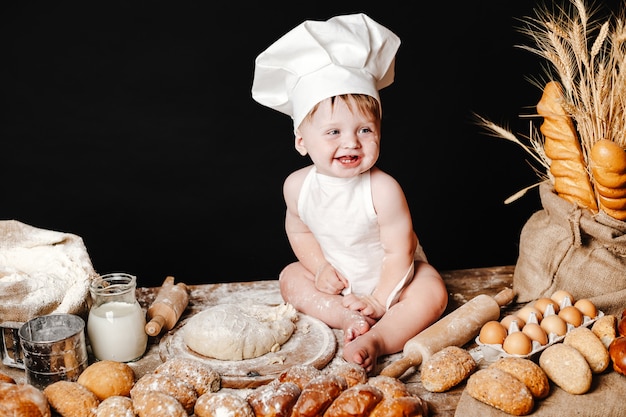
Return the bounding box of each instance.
[145,276,189,336]
[380,287,515,378]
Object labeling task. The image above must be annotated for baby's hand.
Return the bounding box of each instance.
[314,263,348,294]
[342,294,385,319]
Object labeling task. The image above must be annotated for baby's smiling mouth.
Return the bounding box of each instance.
[337,155,359,164]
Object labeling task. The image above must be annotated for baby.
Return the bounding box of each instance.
[252,13,448,373]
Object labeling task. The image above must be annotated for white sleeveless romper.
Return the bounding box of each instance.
[297,167,427,309]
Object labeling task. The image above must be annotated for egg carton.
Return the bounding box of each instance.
[474,297,604,363]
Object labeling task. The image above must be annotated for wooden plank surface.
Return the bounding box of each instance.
[1,265,517,416]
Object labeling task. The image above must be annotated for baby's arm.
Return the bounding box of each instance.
[283,167,348,294]
[369,167,419,309]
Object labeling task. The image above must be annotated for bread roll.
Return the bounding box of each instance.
[489,357,550,399]
[291,374,347,417]
[539,343,592,394]
[420,346,477,392]
[366,375,410,398]
[564,326,610,373]
[95,395,136,417]
[132,391,186,417]
[246,380,301,417]
[194,391,254,417]
[78,360,136,400]
[369,395,427,417]
[154,357,220,396]
[0,381,51,417]
[277,364,322,390]
[130,373,197,415]
[327,362,368,388]
[0,371,15,384]
[590,139,626,220]
[322,383,383,417]
[466,368,534,416]
[609,336,626,375]
[591,314,617,349]
[43,380,100,417]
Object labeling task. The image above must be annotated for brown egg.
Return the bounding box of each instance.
[574,299,597,319]
[551,289,575,306]
[522,322,548,345]
[516,305,543,324]
[559,305,584,327]
[502,331,533,355]
[500,315,525,332]
[479,320,508,345]
[534,297,560,315]
[540,314,568,336]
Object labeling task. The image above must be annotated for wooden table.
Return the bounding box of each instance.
[1,265,517,416]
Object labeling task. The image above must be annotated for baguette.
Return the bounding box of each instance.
[590,139,626,220]
[537,81,598,211]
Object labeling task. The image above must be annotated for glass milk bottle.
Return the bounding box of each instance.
[87,273,147,362]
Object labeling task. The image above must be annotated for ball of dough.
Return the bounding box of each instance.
[78,360,136,400]
[194,391,254,417]
[183,303,298,360]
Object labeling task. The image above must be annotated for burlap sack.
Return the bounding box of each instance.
[513,182,626,316]
[0,220,97,322]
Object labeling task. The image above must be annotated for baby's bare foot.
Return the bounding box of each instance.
[342,333,381,374]
[342,311,370,343]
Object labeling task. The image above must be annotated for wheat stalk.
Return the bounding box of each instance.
[478,0,626,202]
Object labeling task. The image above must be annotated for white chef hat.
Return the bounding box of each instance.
[251,13,401,129]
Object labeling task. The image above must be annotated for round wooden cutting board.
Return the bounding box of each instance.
[159,313,337,388]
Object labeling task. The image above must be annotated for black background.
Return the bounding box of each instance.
[3,1,621,287]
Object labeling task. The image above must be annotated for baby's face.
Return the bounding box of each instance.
[295,97,380,178]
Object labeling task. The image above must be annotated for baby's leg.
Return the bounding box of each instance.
[279,262,371,338]
[343,262,448,372]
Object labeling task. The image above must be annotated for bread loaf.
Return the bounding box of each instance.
[130,373,197,415]
[539,343,592,394]
[132,390,186,417]
[322,384,383,417]
[95,395,135,417]
[194,391,254,417]
[246,381,301,417]
[77,360,136,400]
[43,380,100,417]
[420,345,477,392]
[0,381,51,417]
[489,357,550,399]
[291,374,347,417]
[563,326,610,373]
[537,80,597,211]
[154,357,221,396]
[466,367,534,416]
